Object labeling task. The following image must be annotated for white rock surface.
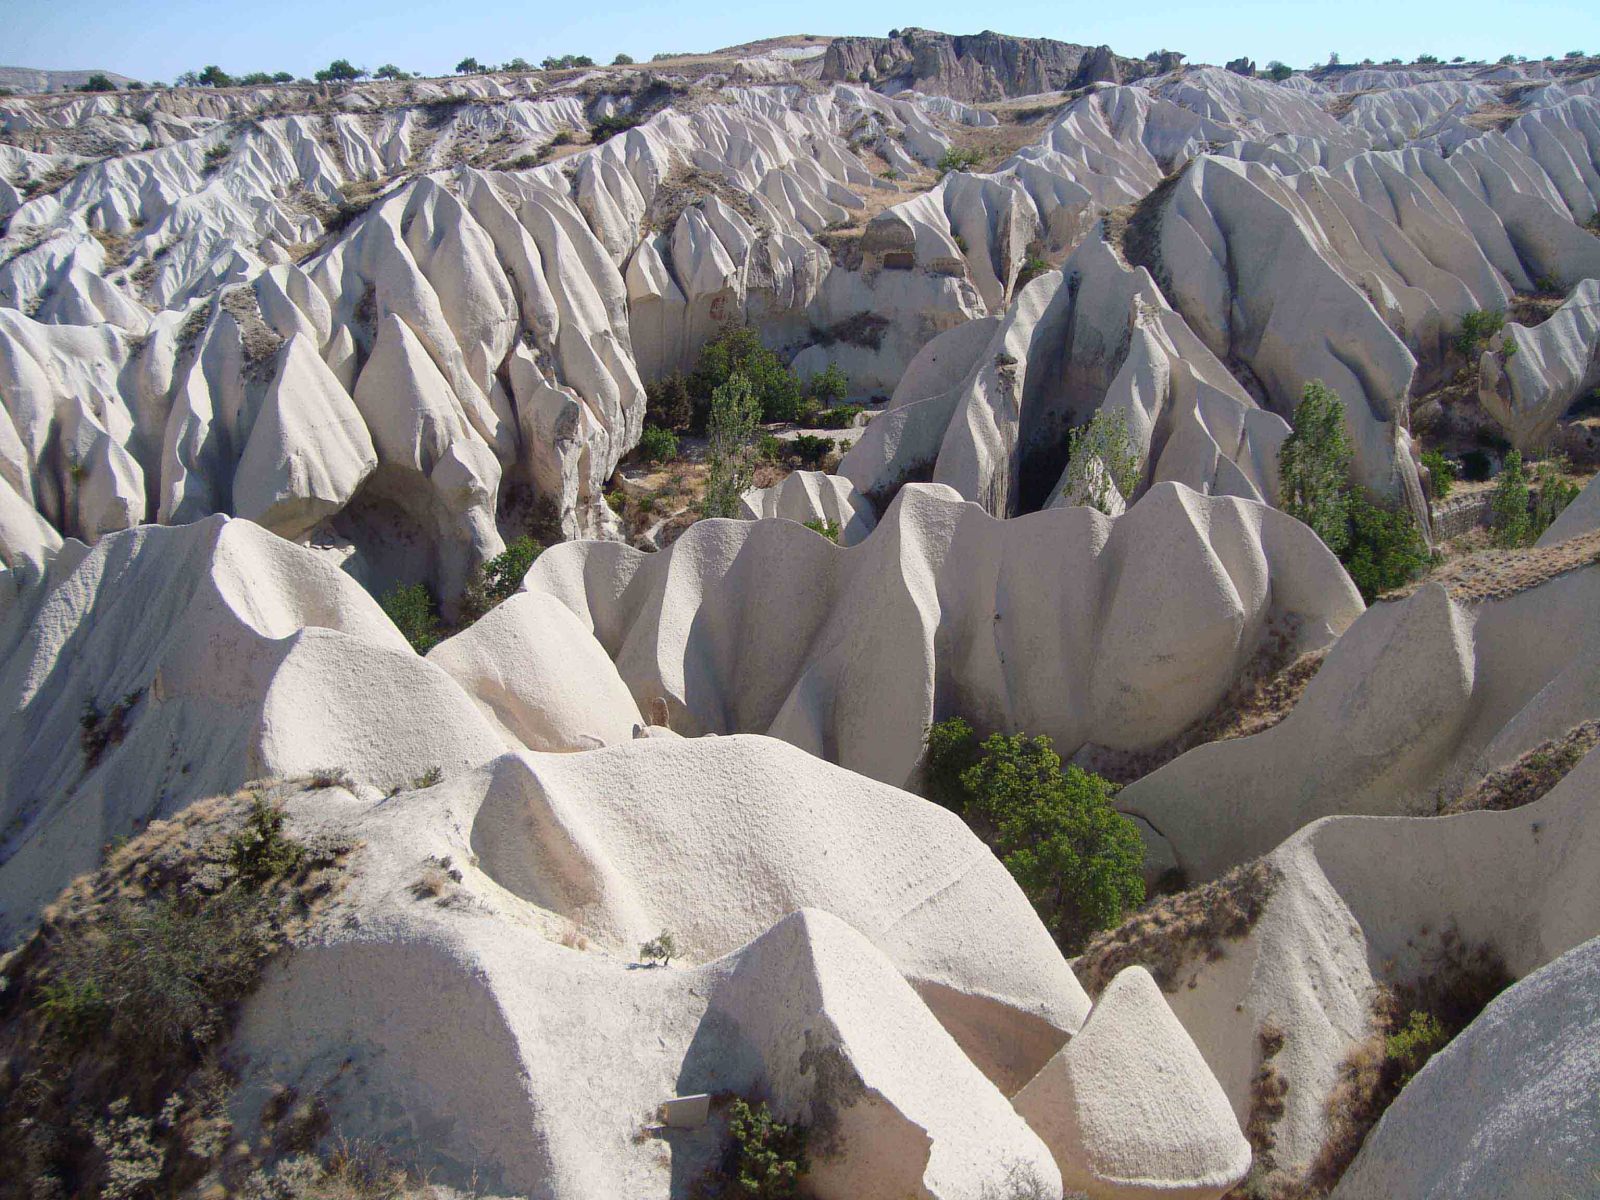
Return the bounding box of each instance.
[1479,278,1600,449]
[525,481,1362,788]
[1015,965,1251,1199]
[739,468,878,545]
[1331,934,1600,1200]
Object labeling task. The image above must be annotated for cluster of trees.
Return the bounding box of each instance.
[171,61,409,88]
[457,53,632,75]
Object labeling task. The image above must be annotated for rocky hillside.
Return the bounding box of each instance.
[1,28,1599,1200]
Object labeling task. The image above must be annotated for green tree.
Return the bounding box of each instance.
[373,64,407,80]
[77,74,117,93]
[1420,449,1457,501]
[1266,61,1294,81]
[380,582,442,653]
[1064,409,1143,515]
[503,57,532,72]
[459,536,543,623]
[197,65,233,88]
[456,57,484,74]
[314,59,365,82]
[690,326,802,423]
[958,732,1145,952]
[1279,380,1355,556]
[701,372,761,518]
[271,71,295,83]
[613,53,636,66]
[923,717,985,811]
[1343,497,1431,601]
[1490,450,1531,547]
[807,362,849,406]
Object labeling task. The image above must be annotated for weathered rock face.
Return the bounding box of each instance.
[1479,278,1600,449]
[820,28,1145,100]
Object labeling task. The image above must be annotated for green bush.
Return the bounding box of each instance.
[380,583,442,653]
[691,326,803,423]
[226,797,306,886]
[1064,409,1143,515]
[1420,449,1457,500]
[639,930,677,966]
[726,1099,810,1200]
[802,518,841,542]
[1015,254,1051,290]
[701,372,762,518]
[1266,61,1294,81]
[809,405,862,430]
[460,536,544,623]
[936,146,985,175]
[924,720,1145,952]
[807,362,849,406]
[613,53,635,66]
[590,113,641,140]
[1490,450,1532,547]
[636,425,679,463]
[923,717,984,811]
[1343,497,1431,601]
[1531,455,1580,539]
[757,433,784,462]
[789,434,836,467]
[1385,1010,1450,1086]
[1280,380,1355,555]
[646,371,695,432]
[1453,309,1505,358]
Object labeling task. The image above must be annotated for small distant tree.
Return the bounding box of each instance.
[1489,450,1531,547]
[197,65,233,88]
[639,930,677,966]
[612,53,635,66]
[314,59,365,83]
[1064,409,1143,515]
[271,71,295,83]
[1451,56,1466,63]
[455,57,483,74]
[1416,53,1441,65]
[1531,455,1581,539]
[1266,61,1294,82]
[503,57,532,72]
[701,372,761,518]
[1328,52,1342,66]
[1279,380,1355,556]
[373,64,407,80]
[77,74,117,93]
[1566,50,1587,60]
[236,72,275,86]
[459,536,544,623]
[807,362,849,406]
[645,372,694,432]
[174,70,199,88]
[1420,449,1457,501]
[1454,308,1505,358]
[380,582,442,653]
[1342,497,1430,600]
[572,55,595,67]
[690,325,802,423]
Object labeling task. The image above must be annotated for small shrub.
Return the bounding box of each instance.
[809,404,862,429]
[646,371,695,432]
[789,434,836,468]
[1064,409,1143,515]
[80,690,143,769]
[725,1099,810,1200]
[1489,450,1532,547]
[201,143,231,176]
[1453,308,1505,358]
[1266,61,1294,81]
[1385,1010,1449,1086]
[757,433,784,462]
[459,536,544,624]
[936,146,984,175]
[590,113,641,141]
[636,425,679,464]
[379,583,442,653]
[306,767,355,791]
[1420,449,1457,501]
[1531,455,1580,538]
[613,53,635,66]
[639,930,677,966]
[412,765,444,789]
[1342,497,1430,602]
[550,129,575,146]
[802,518,840,542]
[226,797,306,885]
[1014,254,1051,290]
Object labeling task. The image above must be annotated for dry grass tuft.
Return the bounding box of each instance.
[1440,720,1600,813]
[1074,859,1281,995]
[1385,526,1600,603]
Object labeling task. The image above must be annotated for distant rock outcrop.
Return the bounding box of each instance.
[820,28,1147,100]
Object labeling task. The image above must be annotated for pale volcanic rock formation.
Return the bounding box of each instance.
[738,468,877,545]
[839,232,1291,515]
[1478,277,1600,449]
[1112,748,1600,1188]
[1121,565,1600,881]
[1014,965,1251,1199]
[1537,466,1600,544]
[231,761,1075,1199]
[1330,934,1600,1200]
[425,590,646,752]
[0,516,507,942]
[524,482,1362,788]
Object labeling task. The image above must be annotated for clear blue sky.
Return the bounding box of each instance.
[5,0,1597,83]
